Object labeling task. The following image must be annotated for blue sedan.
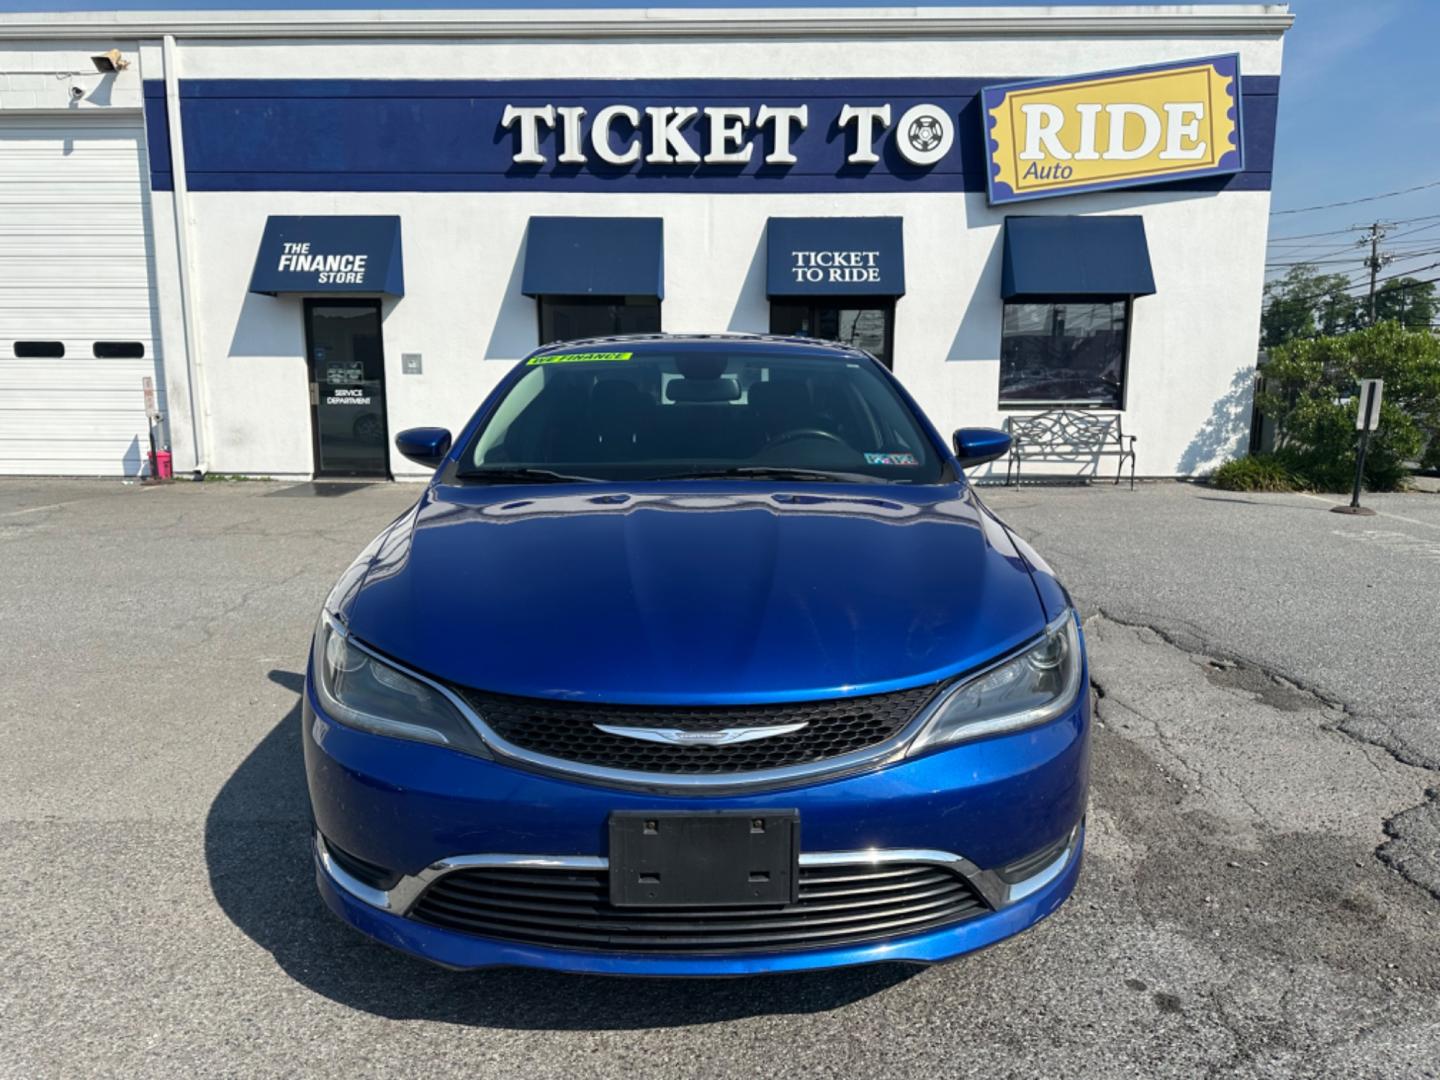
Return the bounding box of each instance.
[305,334,1089,975]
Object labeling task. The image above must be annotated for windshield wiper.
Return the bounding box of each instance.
[455,467,600,484]
[662,466,884,484]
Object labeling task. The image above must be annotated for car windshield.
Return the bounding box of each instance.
[457,346,947,484]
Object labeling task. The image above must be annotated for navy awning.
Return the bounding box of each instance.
[522,217,664,298]
[767,217,905,297]
[1001,215,1155,300]
[248,215,403,296]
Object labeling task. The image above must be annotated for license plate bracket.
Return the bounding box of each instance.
[608,810,800,908]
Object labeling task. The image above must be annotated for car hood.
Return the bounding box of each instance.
[338,483,1047,703]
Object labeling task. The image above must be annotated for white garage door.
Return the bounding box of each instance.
[0,113,164,476]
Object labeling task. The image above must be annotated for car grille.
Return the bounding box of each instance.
[410,862,988,953]
[454,683,943,774]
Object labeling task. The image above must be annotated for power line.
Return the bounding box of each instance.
[1265,247,1440,270]
[1265,244,1385,267]
[1267,239,1372,259]
[1340,264,1439,296]
[1278,263,1438,296]
[1262,289,1440,337]
[1382,220,1440,243]
[1268,213,1440,244]
[1261,205,1440,329]
[1269,178,1440,216]
[1266,219,1440,272]
[1269,237,1434,256]
[1267,224,1370,243]
[1263,266,1439,313]
[1266,213,1440,321]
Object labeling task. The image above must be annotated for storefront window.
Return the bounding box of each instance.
[770,300,894,369]
[537,296,660,346]
[999,300,1129,409]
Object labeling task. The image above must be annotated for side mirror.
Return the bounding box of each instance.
[952,427,1012,469]
[395,427,452,469]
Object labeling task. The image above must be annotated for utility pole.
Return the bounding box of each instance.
[1356,221,1395,323]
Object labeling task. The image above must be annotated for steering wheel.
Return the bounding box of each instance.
[768,428,849,448]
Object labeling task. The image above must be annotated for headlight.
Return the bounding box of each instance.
[908,609,1083,754]
[311,613,491,757]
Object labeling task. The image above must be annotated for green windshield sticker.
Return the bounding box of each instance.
[527,351,634,366]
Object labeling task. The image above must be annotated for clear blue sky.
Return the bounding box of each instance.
[4,0,1437,288]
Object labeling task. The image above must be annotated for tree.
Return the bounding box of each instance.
[1261,263,1359,347]
[1373,276,1438,331]
[1257,321,1440,488]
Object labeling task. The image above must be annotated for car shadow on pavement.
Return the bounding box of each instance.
[203,670,919,1029]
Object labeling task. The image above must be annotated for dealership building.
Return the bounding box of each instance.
[0,4,1289,480]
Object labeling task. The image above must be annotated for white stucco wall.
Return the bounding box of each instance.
[168,186,1269,481]
[129,9,1283,481]
[0,42,142,111]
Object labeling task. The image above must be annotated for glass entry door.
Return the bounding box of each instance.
[770,299,895,369]
[305,300,389,477]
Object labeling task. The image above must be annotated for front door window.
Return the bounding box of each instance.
[537,295,661,345]
[770,299,895,369]
[306,301,389,477]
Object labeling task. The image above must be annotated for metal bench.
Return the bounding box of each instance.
[1004,410,1137,489]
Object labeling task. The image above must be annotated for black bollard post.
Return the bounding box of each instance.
[1331,379,1381,517]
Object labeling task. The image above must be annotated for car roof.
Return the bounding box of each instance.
[527,332,875,363]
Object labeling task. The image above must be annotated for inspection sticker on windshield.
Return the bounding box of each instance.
[865,452,919,466]
[527,351,633,366]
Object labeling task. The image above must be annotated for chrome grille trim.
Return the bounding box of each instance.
[317,828,1085,921]
[328,621,966,792]
[407,859,989,954]
[456,683,943,785]
[457,688,958,793]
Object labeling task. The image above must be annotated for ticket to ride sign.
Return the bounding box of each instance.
[982,55,1243,204]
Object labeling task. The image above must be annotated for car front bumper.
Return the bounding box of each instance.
[303,668,1090,975]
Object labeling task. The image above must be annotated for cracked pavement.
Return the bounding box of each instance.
[3,478,1439,1078]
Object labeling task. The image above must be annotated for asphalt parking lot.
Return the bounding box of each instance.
[3,478,1438,1078]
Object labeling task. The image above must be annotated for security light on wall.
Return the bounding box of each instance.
[91,49,129,73]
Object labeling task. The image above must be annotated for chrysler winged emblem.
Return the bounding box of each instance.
[593,721,809,746]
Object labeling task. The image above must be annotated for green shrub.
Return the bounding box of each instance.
[1257,321,1440,492]
[1210,454,1301,492]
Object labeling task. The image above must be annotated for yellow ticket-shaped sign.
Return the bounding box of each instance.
[527,351,634,365]
[983,55,1243,204]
